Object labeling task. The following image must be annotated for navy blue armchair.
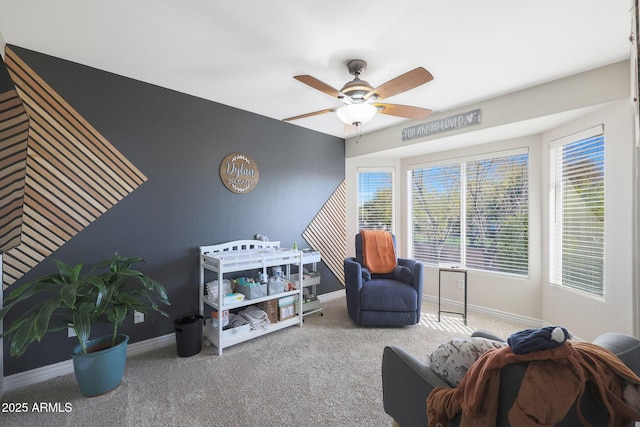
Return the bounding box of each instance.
[344,233,424,326]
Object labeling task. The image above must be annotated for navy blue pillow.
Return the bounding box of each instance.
[394,265,413,284]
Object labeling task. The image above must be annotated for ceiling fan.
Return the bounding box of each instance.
[283,59,434,130]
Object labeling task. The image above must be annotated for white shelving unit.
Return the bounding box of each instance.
[292,250,323,317]
[198,240,304,355]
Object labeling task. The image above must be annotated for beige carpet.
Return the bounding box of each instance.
[1,298,531,427]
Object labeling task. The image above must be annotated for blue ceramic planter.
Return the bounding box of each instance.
[71,334,129,397]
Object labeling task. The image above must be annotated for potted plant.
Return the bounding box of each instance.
[0,252,170,396]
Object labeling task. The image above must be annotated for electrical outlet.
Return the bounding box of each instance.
[68,327,76,338]
[134,310,144,324]
[457,279,465,290]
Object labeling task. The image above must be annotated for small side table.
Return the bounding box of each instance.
[438,267,468,325]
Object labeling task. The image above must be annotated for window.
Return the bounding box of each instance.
[410,149,529,276]
[357,168,394,231]
[549,126,605,296]
[411,163,461,265]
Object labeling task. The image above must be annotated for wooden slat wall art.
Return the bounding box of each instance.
[302,180,346,286]
[0,89,29,253]
[2,46,148,289]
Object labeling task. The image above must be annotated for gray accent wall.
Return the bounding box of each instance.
[3,46,345,375]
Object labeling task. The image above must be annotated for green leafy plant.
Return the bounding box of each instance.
[0,253,170,356]
[92,253,170,349]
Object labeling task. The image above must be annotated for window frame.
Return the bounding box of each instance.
[548,125,605,297]
[408,147,530,277]
[356,167,395,233]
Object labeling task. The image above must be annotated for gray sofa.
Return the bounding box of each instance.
[382,331,640,426]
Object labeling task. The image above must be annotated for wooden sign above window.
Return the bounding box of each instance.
[401,108,482,141]
[219,152,259,194]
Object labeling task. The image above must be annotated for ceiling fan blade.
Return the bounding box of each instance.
[365,67,434,101]
[282,107,336,122]
[294,75,348,100]
[375,103,432,120]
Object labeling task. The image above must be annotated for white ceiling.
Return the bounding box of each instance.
[0,1,633,139]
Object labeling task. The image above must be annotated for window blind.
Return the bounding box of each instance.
[465,154,529,274]
[550,128,605,296]
[357,168,393,232]
[410,149,529,276]
[411,164,461,265]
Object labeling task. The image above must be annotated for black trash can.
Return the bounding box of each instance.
[174,315,203,357]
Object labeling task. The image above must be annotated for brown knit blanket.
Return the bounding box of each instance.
[360,230,397,274]
[427,342,640,427]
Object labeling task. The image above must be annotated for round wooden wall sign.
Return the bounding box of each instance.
[219,152,259,194]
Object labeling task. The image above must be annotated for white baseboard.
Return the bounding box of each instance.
[312,289,541,328]
[313,289,541,327]
[3,333,176,393]
[3,294,349,393]
[318,288,345,302]
[317,289,541,327]
[422,294,541,328]
[4,290,540,393]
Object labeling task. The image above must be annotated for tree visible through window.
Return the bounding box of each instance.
[466,156,529,274]
[358,168,393,231]
[411,164,461,265]
[411,150,529,276]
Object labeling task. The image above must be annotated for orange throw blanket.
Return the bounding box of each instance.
[360,230,397,274]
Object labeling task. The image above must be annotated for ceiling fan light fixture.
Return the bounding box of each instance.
[336,103,377,126]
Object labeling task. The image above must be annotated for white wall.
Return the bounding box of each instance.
[345,60,636,339]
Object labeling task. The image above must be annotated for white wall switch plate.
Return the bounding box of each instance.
[134,311,144,324]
